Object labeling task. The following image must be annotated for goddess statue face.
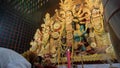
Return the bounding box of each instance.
[65,11,73,24]
[66,11,72,17]
[60,11,65,18]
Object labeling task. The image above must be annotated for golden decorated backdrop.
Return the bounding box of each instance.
[29,0,116,64]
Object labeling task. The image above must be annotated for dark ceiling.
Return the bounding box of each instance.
[0,0,60,25]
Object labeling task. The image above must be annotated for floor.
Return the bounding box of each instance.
[57,63,120,68]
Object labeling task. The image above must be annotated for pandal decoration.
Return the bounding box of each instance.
[29,0,116,64]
